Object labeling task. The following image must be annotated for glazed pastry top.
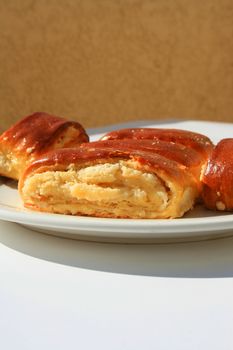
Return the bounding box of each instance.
[202,138,233,210]
[101,127,213,157]
[0,112,89,155]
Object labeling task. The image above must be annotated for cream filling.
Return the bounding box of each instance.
[0,151,24,179]
[21,160,173,218]
[52,126,82,149]
[0,153,12,173]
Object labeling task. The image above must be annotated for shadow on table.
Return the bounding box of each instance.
[1,221,233,278]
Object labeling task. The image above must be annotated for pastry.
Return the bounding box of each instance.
[19,140,200,219]
[94,139,208,185]
[100,127,213,157]
[0,112,89,180]
[202,138,233,211]
[101,128,214,193]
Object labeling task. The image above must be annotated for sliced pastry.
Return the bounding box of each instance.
[94,139,208,185]
[202,138,233,211]
[0,112,89,180]
[19,140,200,219]
[100,127,213,157]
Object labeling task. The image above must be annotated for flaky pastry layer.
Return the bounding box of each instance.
[20,160,197,219]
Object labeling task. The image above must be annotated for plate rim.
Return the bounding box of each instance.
[0,202,233,235]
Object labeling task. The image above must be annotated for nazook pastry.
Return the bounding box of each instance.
[100,127,213,157]
[100,128,214,193]
[0,112,89,180]
[95,138,209,186]
[19,140,201,219]
[202,138,233,211]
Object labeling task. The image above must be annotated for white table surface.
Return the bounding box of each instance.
[1,219,233,350]
[1,120,233,349]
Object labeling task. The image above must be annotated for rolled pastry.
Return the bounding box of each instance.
[19,141,199,219]
[0,112,89,180]
[202,138,233,211]
[100,127,213,157]
[93,139,207,184]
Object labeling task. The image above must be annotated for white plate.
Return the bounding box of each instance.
[0,120,233,243]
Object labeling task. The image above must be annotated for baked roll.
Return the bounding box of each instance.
[100,127,213,157]
[94,139,207,185]
[0,112,89,180]
[19,140,199,219]
[202,138,233,211]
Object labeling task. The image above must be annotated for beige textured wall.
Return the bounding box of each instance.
[0,0,233,132]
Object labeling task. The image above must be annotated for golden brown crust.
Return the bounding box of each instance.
[0,112,89,180]
[100,127,214,157]
[83,139,206,182]
[202,138,233,211]
[0,112,88,155]
[20,142,192,184]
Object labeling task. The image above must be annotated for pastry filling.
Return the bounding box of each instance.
[0,151,24,179]
[51,126,84,149]
[21,160,195,218]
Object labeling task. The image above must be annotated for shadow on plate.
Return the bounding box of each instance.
[1,220,233,278]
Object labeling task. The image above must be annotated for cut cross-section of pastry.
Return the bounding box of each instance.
[19,141,200,219]
[0,112,89,180]
[202,138,233,211]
